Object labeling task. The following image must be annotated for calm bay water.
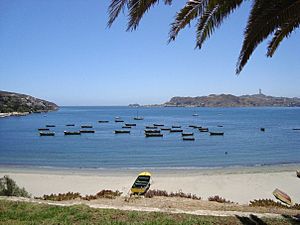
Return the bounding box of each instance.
[0,107,300,169]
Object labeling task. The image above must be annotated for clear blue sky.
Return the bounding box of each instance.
[1,0,299,106]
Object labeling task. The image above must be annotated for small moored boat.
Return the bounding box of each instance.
[145,126,157,129]
[46,125,55,127]
[260,128,265,132]
[153,124,164,127]
[66,124,75,127]
[273,188,292,205]
[183,137,195,141]
[131,172,151,195]
[114,130,130,134]
[292,128,300,131]
[209,132,224,136]
[98,120,109,123]
[38,128,50,131]
[144,129,161,133]
[122,126,132,129]
[199,128,209,132]
[80,130,95,133]
[134,117,144,120]
[170,129,183,133]
[145,133,163,137]
[125,123,136,126]
[115,120,124,123]
[182,132,194,136]
[81,125,93,128]
[39,132,55,136]
[160,127,171,131]
[64,131,81,135]
[172,125,181,128]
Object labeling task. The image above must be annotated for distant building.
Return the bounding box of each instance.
[259,89,262,95]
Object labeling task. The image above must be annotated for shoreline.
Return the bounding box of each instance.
[1,164,300,205]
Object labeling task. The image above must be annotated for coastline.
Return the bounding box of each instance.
[1,163,299,204]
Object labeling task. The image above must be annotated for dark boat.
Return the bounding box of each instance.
[145,133,163,137]
[125,123,136,126]
[170,129,183,133]
[114,130,130,134]
[292,128,300,131]
[172,125,181,128]
[183,137,195,141]
[38,128,50,131]
[64,131,81,135]
[209,132,224,136]
[122,126,132,129]
[46,125,55,127]
[160,127,171,131]
[145,126,157,129]
[297,171,300,178]
[260,128,265,132]
[39,132,55,136]
[131,172,151,195]
[217,125,223,127]
[80,130,95,133]
[153,124,164,127]
[144,129,161,133]
[189,125,202,129]
[115,120,124,123]
[66,124,75,127]
[182,132,194,136]
[81,125,93,128]
[98,120,109,123]
[199,128,209,132]
[134,117,144,120]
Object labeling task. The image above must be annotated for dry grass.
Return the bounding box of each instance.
[208,195,233,203]
[145,189,201,200]
[250,199,300,210]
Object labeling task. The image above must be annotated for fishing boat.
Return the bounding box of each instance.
[192,113,199,117]
[131,172,151,195]
[122,126,132,129]
[81,125,93,128]
[46,125,55,127]
[145,133,163,137]
[296,171,300,178]
[114,130,130,134]
[160,127,171,131]
[66,124,75,127]
[182,132,194,136]
[98,120,109,123]
[64,131,81,135]
[273,188,292,205]
[153,124,164,127]
[144,129,161,133]
[39,132,55,136]
[145,126,157,129]
[172,125,181,128]
[115,120,124,123]
[80,130,95,133]
[38,128,50,131]
[183,137,195,141]
[170,129,183,133]
[125,123,136,126]
[199,128,209,132]
[209,132,224,136]
[189,125,202,129]
[133,111,144,120]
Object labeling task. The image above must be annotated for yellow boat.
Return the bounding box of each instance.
[131,172,151,195]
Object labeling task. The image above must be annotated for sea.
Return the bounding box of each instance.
[0,106,300,170]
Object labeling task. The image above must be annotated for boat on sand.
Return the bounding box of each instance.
[131,172,151,195]
[273,188,292,205]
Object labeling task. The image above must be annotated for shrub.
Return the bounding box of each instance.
[0,175,30,197]
[37,192,81,201]
[249,199,300,210]
[207,195,233,203]
[145,189,201,200]
[82,190,122,200]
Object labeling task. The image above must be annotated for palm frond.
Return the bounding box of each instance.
[169,0,208,42]
[108,0,129,27]
[195,0,243,49]
[267,21,300,57]
[237,0,300,74]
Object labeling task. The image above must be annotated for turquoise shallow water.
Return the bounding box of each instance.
[0,106,300,169]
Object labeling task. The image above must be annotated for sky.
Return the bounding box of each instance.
[1,0,299,106]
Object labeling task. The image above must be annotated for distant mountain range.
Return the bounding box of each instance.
[0,91,58,113]
[161,94,300,107]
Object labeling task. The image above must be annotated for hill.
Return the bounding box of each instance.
[0,90,58,113]
[163,94,300,107]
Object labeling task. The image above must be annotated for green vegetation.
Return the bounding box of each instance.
[0,176,30,198]
[0,200,296,225]
[108,0,300,74]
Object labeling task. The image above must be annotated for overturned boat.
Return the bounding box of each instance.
[131,172,151,195]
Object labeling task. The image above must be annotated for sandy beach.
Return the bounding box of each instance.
[1,165,300,205]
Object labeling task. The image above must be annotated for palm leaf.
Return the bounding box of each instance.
[108,0,129,27]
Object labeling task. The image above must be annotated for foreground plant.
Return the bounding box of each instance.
[108,0,300,74]
[0,175,30,197]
